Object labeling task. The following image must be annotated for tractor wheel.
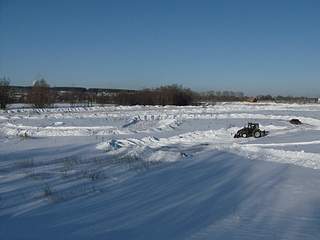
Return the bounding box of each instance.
[253,130,262,138]
[241,133,248,138]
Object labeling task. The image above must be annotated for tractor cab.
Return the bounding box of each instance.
[247,123,259,129]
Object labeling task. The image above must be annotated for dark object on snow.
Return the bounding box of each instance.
[234,123,268,138]
[289,119,302,125]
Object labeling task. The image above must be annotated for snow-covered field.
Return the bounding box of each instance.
[1,102,320,239]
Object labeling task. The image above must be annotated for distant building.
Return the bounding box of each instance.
[246,97,258,103]
[9,86,31,103]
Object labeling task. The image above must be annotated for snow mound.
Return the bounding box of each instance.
[97,136,189,162]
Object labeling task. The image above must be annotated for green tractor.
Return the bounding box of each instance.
[234,123,268,138]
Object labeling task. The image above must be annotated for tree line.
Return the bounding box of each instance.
[115,85,195,106]
[1,77,318,109]
[0,79,197,108]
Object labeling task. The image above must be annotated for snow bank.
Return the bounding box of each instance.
[97,125,320,169]
[1,123,127,136]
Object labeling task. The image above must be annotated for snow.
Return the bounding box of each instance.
[1,102,320,239]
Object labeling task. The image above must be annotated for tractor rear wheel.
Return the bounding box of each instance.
[253,130,262,138]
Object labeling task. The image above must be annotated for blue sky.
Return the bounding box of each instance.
[1,0,320,96]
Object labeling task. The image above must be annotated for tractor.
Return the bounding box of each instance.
[234,123,268,138]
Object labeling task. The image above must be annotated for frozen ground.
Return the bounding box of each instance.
[1,102,320,239]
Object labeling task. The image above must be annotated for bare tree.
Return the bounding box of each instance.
[28,79,53,108]
[0,77,10,109]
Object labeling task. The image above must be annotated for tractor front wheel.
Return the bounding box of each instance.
[241,133,248,138]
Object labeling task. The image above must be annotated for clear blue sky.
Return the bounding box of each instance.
[1,0,320,96]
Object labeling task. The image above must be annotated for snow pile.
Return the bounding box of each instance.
[155,118,182,131]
